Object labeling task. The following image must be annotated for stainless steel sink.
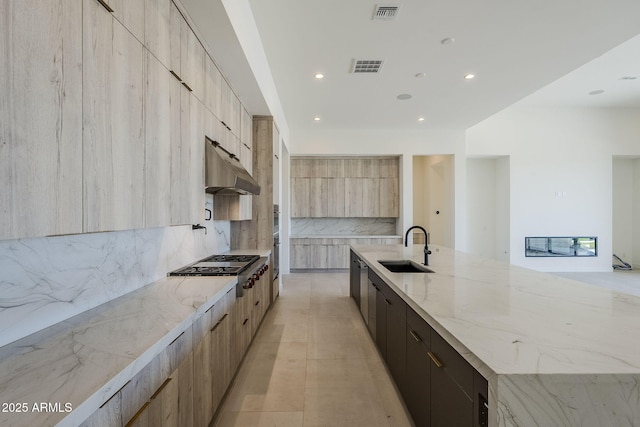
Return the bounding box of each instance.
[378,260,434,273]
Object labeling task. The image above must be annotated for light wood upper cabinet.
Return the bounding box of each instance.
[167,1,204,101]
[168,1,182,78]
[379,178,399,217]
[218,79,241,137]
[204,55,222,118]
[291,157,399,218]
[83,0,145,232]
[105,0,144,44]
[144,51,172,228]
[144,0,171,67]
[0,0,83,240]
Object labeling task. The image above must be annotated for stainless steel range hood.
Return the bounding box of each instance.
[205,137,260,195]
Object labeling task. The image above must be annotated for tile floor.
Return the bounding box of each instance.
[212,272,414,427]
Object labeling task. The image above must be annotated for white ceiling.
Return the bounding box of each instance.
[182,0,640,133]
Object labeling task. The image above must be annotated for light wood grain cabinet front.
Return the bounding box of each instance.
[83,0,145,233]
[0,0,83,240]
[144,51,172,228]
[144,0,170,67]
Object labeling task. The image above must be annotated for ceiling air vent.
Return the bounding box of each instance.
[373,4,400,20]
[351,59,384,74]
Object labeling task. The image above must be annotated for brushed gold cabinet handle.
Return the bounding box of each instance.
[210,321,221,332]
[125,402,150,427]
[96,0,114,13]
[428,351,443,368]
[243,318,249,325]
[182,82,193,92]
[220,313,228,322]
[409,329,421,342]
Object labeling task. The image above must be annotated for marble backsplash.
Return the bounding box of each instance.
[0,196,230,348]
[291,218,398,236]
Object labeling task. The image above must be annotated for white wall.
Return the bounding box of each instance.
[467,107,640,271]
[291,128,467,249]
[466,157,510,261]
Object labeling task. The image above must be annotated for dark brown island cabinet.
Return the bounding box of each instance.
[350,250,489,427]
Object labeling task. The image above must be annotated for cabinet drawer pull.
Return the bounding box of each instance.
[427,351,443,368]
[205,304,215,313]
[169,70,182,82]
[150,378,172,400]
[210,321,221,332]
[385,299,391,305]
[96,0,114,13]
[255,300,260,306]
[220,313,228,322]
[243,143,251,150]
[125,401,150,427]
[182,81,193,92]
[409,329,422,342]
[243,318,249,325]
[169,331,185,346]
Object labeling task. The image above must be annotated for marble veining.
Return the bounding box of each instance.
[0,213,231,348]
[291,217,397,236]
[0,275,237,427]
[351,244,640,426]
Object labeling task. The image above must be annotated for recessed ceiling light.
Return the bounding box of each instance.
[464,74,475,80]
[313,116,321,121]
[415,72,427,78]
[620,76,637,80]
[418,117,425,122]
[441,37,455,45]
[314,73,324,79]
[589,90,604,96]
[397,94,412,100]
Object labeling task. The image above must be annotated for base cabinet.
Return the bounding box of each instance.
[82,280,270,427]
[359,259,488,427]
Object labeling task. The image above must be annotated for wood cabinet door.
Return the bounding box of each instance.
[405,320,431,427]
[204,55,222,118]
[83,0,145,232]
[181,90,205,225]
[291,178,311,217]
[0,0,83,240]
[168,1,182,78]
[344,178,364,217]
[326,178,345,217]
[385,295,406,395]
[144,51,172,228]
[148,376,179,426]
[144,0,171,68]
[379,178,399,217]
[362,178,381,217]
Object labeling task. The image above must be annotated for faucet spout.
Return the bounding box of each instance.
[404,225,431,266]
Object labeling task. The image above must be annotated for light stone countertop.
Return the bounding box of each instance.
[0,248,270,427]
[350,244,640,427]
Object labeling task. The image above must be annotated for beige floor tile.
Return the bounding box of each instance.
[214,272,412,427]
[215,411,304,427]
[302,385,391,427]
[224,358,307,412]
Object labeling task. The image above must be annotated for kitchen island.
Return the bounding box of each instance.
[351,244,640,427]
